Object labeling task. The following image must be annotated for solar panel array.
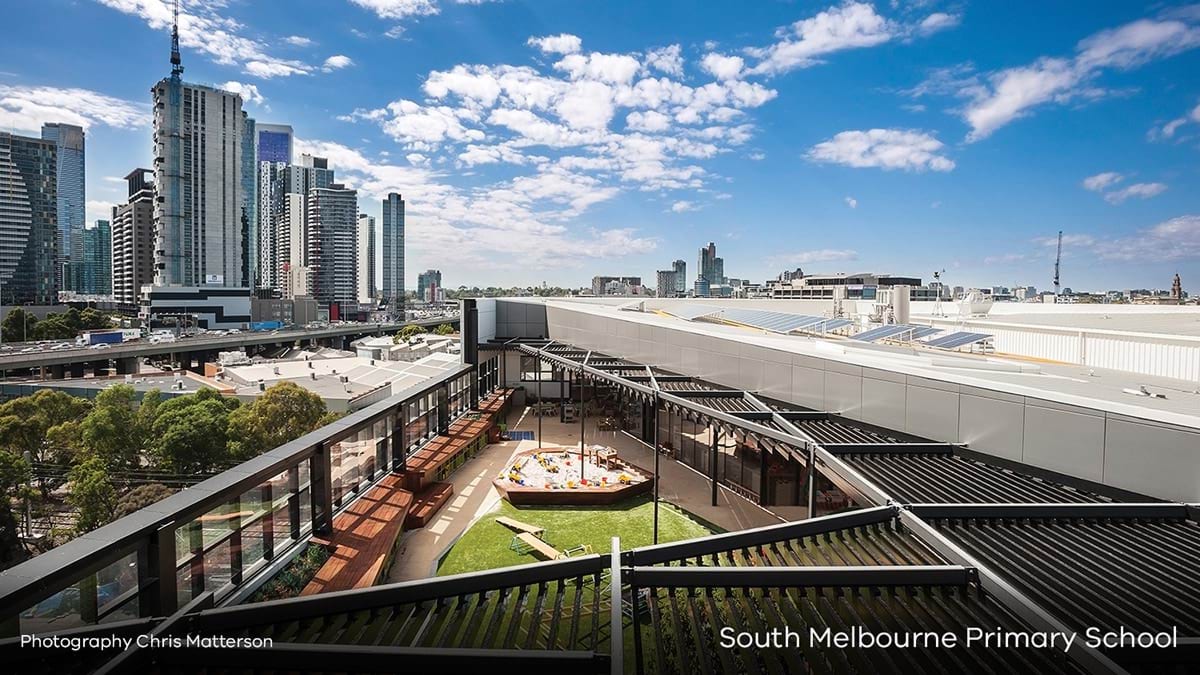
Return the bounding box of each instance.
[924,331,992,349]
[715,308,857,335]
[850,323,928,343]
[662,304,724,321]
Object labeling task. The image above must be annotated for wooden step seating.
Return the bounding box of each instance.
[401,389,513,492]
[404,482,454,529]
[301,474,414,596]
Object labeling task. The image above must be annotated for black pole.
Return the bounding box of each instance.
[579,370,586,482]
[652,393,660,545]
[537,355,542,449]
[710,424,719,507]
[806,445,816,518]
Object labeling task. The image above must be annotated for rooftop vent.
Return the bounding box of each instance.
[310,372,317,380]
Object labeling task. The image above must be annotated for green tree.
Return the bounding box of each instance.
[79,308,112,331]
[32,314,76,340]
[0,450,32,565]
[393,324,423,344]
[1,308,37,343]
[61,307,83,332]
[0,391,91,496]
[113,483,175,519]
[80,385,147,473]
[150,390,237,474]
[227,382,328,460]
[67,455,117,534]
[434,323,455,335]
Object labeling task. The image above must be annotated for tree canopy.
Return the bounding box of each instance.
[150,390,238,474]
[227,382,328,460]
[67,456,117,535]
[393,324,424,343]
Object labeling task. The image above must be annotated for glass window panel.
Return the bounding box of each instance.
[204,539,233,594]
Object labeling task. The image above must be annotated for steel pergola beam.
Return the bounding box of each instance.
[909,502,1189,519]
[626,565,973,588]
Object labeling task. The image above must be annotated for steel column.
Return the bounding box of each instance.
[311,443,334,536]
[652,393,660,545]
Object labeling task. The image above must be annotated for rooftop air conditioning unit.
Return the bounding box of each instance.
[339,375,349,383]
[258,382,265,391]
[125,374,133,384]
[273,366,280,375]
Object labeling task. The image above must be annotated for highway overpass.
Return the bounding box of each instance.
[0,316,459,377]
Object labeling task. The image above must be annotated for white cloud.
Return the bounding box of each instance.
[807,128,955,172]
[918,12,960,35]
[1104,182,1167,204]
[322,54,354,72]
[527,33,583,55]
[219,81,264,105]
[844,196,857,208]
[86,200,117,223]
[768,249,859,268]
[554,52,641,84]
[1082,171,1124,191]
[293,138,655,273]
[1149,101,1200,140]
[955,11,1200,140]
[0,84,149,134]
[701,53,744,81]
[284,35,314,47]
[670,200,698,213]
[746,2,898,75]
[1030,216,1200,263]
[97,0,315,78]
[626,110,671,132]
[348,0,439,20]
[748,151,766,160]
[644,45,683,76]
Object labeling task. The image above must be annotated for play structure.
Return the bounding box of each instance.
[494,445,653,505]
[496,516,594,560]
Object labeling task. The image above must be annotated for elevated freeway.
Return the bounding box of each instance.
[0,316,459,378]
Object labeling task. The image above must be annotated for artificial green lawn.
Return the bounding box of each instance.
[437,496,714,576]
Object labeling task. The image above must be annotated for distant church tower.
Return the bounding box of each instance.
[1171,273,1183,301]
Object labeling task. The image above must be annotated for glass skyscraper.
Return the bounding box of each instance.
[381,193,405,317]
[0,132,58,304]
[241,114,257,290]
[41,123,84,293]
[78,219,111,295]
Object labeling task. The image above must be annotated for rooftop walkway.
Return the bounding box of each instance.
[300,474,414,595]
[303,389,512,595]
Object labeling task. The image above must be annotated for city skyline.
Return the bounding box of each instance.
[1,1,1198,291]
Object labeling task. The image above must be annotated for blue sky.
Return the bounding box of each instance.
[2,1,1199,292]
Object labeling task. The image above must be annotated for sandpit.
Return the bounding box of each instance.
[494,445,653,505]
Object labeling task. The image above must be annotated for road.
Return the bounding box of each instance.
[0,316,460,371]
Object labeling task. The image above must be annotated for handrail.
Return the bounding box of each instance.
[0,361,475,624]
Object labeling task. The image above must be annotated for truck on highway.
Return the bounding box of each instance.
[79,329,141,346]
[250,321,284,331]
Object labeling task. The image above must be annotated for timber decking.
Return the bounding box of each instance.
[404,482,455,529]
[301,474,414,596]
[403,389,512,491]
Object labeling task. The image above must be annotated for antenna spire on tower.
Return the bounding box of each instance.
[170,0,183,74]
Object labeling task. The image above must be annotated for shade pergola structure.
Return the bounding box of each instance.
[499,338,1200,674]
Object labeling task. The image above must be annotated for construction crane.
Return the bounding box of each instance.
[1052,230,1063,299]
